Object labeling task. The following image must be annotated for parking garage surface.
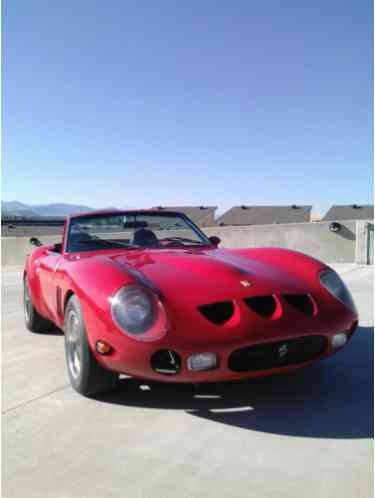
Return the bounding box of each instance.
[2,264,373,498]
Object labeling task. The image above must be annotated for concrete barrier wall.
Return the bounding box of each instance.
[1,225,63,237]
[1,220,373,266]
[203,221,358,264]
[1,235,59,267]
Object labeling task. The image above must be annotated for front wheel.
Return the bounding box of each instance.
[64,295,118,397]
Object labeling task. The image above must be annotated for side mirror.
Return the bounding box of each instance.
[208,236,221,247]
[29,237,42,247]
[329,222,342,233]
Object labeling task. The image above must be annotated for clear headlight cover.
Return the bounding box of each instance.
[111,285,157,336]
[319,270,357,313]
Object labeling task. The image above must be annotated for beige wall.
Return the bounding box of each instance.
[1,236,59,267]
[202,220,374,264]
[2,220,373,266]
[202,221,357,263]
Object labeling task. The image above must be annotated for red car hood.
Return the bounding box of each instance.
[109,248,311,305]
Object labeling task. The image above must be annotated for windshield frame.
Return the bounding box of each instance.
[64,210,213,253]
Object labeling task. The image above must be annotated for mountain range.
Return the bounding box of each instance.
[2,201,117,218]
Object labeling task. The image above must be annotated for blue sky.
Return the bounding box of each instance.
[2,1,373,215]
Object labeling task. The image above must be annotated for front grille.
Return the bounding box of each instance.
[198,301,234,325]
[228,336,327,372]
[283,294,315,316]
[243,295,277,318]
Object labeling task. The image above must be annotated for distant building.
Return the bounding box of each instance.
[310,213,322,222]
[153,206,217,227]
[217,205,312,226]
[322,205,374,221]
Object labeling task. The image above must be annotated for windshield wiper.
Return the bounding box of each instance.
[77,239,140,249]
[161,237,207,245]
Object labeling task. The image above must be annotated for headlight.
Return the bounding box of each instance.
[319,270,357,313]
[111,285,162,338]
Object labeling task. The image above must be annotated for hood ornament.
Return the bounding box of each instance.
[240,280,252,287]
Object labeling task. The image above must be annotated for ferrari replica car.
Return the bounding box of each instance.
[23,210,358,397]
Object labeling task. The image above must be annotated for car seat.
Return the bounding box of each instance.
[132,228,159,247]
[69,232,94,251]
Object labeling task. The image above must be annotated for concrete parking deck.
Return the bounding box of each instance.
[2,264,373,498]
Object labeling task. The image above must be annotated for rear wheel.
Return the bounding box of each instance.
[23,276,53,333]
[64,295,118,397]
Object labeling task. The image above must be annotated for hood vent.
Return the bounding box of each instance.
[243,296,277,318]
[283,294,315,316]
[198,301,234,325]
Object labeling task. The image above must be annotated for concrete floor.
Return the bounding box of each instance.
[2,264,373,498]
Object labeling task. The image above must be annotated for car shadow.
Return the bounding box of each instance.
[34,326,64,336]
[336,224,356,241]
[96,326,374,439]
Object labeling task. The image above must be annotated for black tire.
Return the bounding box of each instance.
[23,275,53,333]
[64,295,118,397]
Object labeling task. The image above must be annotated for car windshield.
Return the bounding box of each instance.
[66,212,212,252]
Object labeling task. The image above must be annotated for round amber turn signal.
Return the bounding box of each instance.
[96,341,113,355]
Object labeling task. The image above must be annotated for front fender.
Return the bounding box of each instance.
[60,256,137,350]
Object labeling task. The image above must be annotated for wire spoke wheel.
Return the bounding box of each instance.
[65,310,82,379]
[23,280,31,324]
[64,295,118,396]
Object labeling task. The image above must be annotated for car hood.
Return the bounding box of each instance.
[108,248,312,305]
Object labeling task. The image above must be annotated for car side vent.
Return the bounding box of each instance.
[243,296,277,318]
[198,301,234,325]
[283,294,315,316]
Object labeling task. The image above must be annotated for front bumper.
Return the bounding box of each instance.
[95,321,358,383]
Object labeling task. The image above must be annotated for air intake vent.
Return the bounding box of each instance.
[283,294,315,316]
[198,301,234,325]
[151,349,181,375]
[244,296,277,318]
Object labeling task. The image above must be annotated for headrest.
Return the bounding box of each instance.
[132,228,159,247]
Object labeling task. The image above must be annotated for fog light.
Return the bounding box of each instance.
[331,333,347,349]
[187,352,218,371]
[96,340,112,355]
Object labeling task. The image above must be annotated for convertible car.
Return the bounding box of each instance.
[23,210,358,397]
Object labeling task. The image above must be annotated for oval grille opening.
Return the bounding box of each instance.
[243,296,277,318]
[228,335,327,372]
[283,294,315,316]
[198,301,234,325]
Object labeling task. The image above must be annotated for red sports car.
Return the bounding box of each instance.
[23,210,358,397]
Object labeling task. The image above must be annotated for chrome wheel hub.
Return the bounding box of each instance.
[66,310,82,379]
[24,281,31,323]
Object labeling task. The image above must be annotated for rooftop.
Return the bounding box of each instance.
[322,205,374,221]
[217,205,312,226]
[152,206,217,226]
